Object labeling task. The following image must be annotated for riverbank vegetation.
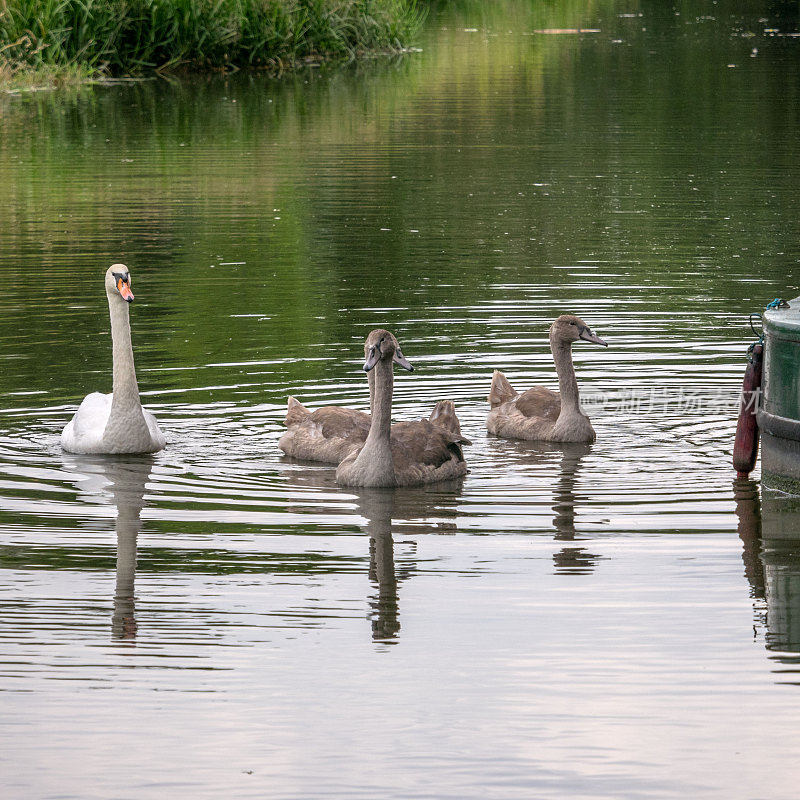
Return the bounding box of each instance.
[0,0,425,88]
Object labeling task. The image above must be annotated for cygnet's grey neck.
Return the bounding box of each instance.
[365,356,393,445]
[368,367,375,411]
[349,356,395,484]
[550,336,581,416]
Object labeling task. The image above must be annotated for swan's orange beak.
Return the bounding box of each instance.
[117,278,134,303]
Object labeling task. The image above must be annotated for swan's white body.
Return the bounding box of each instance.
[61,264,165,455]
[61,392,165,454]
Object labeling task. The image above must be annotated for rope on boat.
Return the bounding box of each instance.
[747,299,787,362]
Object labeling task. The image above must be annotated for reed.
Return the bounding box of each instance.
[0,0,424,77]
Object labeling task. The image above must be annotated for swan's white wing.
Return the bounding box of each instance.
[61,392,112,454]
[143,408,166,451]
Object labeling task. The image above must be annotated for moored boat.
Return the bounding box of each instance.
[758,298,800,485]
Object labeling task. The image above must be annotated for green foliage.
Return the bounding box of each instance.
[0,0,425,75]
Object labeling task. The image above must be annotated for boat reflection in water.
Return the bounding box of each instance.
[734,477,800,658]
[65,455,153,641]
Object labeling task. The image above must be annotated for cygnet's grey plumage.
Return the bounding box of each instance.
[486,314,607,443]
[335,329,470,487]
[279,393,463,466]
[278,399,371,464]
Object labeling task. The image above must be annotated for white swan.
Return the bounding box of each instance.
[61,264,165,455]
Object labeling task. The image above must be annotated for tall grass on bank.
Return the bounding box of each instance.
[0,0,424,78]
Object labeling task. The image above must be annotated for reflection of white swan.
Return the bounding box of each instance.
[61,264,165,454]
[66,454,152,640]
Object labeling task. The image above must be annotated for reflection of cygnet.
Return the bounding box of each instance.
[550,443,601,574]
[552,443,590,541]
[276,464,462,643]
[357,488,401,642]
[66,455,152,640]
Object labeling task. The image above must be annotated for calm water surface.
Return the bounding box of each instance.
[2,1,800,797]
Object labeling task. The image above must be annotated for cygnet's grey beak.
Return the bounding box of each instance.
[393,350,414,371]
[363,345,382,372]
[580,328,608,347]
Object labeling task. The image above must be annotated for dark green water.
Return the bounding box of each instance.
[2,2,800,797]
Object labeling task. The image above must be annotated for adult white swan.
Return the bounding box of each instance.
[61,264,166,455]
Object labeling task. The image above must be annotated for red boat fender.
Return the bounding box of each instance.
[733,343,763,477]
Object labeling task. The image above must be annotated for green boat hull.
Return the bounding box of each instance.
[759,298,800,484]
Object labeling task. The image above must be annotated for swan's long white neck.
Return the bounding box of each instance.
[551,335,581,417]
[108,294,143,416]
[102,292,154,453]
